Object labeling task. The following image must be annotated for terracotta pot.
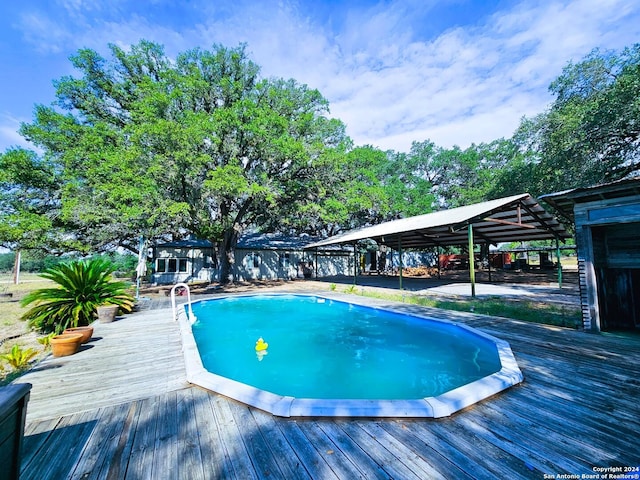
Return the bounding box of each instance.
[50,333,83,357]
[97,305,119,323]
[63,326,94,344]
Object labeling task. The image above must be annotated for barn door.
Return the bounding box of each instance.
[596,268,640,330]
[592,222,640,330]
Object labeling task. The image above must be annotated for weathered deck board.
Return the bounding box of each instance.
[175,388,206,480]
[15,306,188,422]
[249,405,313,479]
[275,419,342,479]
[15,293,640,479]
[192,389,235,479]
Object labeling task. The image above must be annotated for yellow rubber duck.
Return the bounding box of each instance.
[255,337,268,351]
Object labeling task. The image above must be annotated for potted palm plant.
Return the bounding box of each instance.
[20,258,135,338]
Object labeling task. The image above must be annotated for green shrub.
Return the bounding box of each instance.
[21,258,135,333]
[37,332,56,348]
[0,253,14,272]
[1,344,38,370]
[344,285,357,294]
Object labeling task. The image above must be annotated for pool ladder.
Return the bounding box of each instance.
[170,282,196,324]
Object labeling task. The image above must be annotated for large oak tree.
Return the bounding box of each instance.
[19,41,352,282]
[492,44,640,198]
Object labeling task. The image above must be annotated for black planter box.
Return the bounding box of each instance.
[0,383,31,480]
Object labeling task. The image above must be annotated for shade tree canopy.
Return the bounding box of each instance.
[0,147,65,252]
[17,41,352,282]
[2,41,639,275]
[491,44,640,198]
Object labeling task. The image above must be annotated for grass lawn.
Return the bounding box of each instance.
[0,273,54,385]
[349,288,582,328]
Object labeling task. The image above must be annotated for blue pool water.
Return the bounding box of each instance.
[190,294,502,400]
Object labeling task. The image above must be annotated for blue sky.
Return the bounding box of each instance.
[1,0,639,153]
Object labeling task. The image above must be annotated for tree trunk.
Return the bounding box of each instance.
[13,250,21,285]
[218,228,239,285]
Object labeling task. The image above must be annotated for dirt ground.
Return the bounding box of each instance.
[138,267,580,309]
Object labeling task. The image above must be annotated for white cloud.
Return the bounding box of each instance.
[16,12,73,54]
[0,114,32,150]
[5,0,640,154]
[317,0,640,150]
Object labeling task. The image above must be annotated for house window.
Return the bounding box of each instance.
[204,254,217,269]
[244,252,261,268]
[280,252,291,268]
[156,258,188,273]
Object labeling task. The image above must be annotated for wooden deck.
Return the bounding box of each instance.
[14,293,640,479]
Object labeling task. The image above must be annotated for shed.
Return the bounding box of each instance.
[541,179,640,331]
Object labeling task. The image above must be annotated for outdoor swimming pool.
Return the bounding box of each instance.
[178,293,523,417]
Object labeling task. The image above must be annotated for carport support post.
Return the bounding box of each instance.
[468,224,476,297]
[555,237,563,289]
[314,248,318,279]
[353,243,357,285]
[487,242,492,283]
[398,237,403,290]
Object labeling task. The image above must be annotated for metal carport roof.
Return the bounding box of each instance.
[539,178,640,223]
[305,193,571,250]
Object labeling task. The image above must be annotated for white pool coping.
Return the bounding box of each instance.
[177,293,524,418]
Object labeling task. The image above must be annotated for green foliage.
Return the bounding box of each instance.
[2,252,71,273]
[0,252,137,275]
[17,40,351,282]
[545,46,640,181]
[269,145,392,236]
[382,144,437,217]
[494,44,640,197]
[380,138,516,212]
[5,38,639,271]
[37,333,56,348]
[344,285,358,294]
[0,148,63,252]
[0,344,38,369]
[20,258,135,333]
[0,253,14,272]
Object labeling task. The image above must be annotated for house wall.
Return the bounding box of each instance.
[233,249,299,281]
[151,246,216,285]
[152,246,353,284]
[152,244,447,285]
[234,249,354,280]
[313,252,354,277]
[574,194,640,331]
[389,251,438,269]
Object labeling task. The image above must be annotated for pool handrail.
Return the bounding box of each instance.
[170,283,196,324]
